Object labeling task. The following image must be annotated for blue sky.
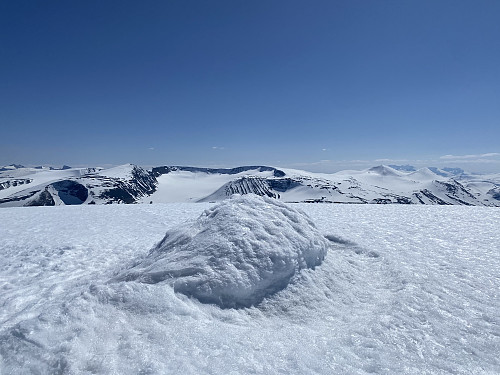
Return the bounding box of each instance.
[1,1,500,172]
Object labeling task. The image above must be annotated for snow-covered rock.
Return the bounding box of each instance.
[114,194,329,308]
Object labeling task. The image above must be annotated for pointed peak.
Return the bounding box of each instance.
[367,165,401,176]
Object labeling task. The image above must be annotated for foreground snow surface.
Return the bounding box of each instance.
[0,204,499,374]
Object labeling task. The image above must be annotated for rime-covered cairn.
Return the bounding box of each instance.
[116,194,329,307]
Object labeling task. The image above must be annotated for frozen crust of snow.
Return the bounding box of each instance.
[1,203,500,374]
[114,194,328,308]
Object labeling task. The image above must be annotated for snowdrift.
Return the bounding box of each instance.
[114,194,329,308]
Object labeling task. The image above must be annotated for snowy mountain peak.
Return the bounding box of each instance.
[408,167,440,180]
[367,165,402,177]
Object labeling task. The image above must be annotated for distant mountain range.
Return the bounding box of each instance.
[1,163,499,207]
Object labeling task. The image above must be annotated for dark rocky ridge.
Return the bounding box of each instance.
[89,166,158,204]
[0,179,33,191]
[0,164,26,172]
[24,188,55,206]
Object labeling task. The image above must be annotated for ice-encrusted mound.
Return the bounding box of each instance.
[115,194,329,308]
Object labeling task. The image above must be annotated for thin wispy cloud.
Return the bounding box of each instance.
[374,158,409,163]
[440,153,500,160]
[288,159,372,168]
[292,158,409,168]
[440,158,500,164]
[212,146,225,150]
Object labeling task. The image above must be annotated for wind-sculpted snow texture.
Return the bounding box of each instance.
[114,195,328,308]
[0,203,500,373]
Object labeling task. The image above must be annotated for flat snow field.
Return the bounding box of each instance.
[0,203,499,374]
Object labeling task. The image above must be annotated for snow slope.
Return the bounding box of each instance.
[1,203,499,374]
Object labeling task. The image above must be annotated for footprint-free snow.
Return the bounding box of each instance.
[115,194,329,308]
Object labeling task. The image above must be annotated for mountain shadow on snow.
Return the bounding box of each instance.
[113,194,329,308]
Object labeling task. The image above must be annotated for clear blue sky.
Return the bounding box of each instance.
[1,1,500,172]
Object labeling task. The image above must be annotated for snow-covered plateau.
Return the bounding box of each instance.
[1,197,499,374]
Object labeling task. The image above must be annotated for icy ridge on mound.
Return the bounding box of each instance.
[114,194,329,308]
